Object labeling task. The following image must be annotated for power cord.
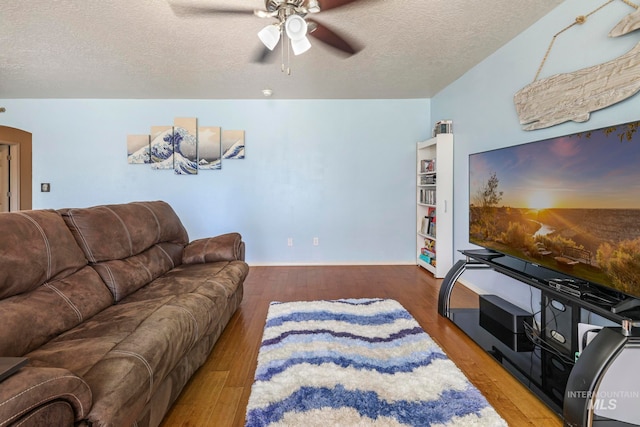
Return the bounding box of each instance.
[523,320,576,365]
[525,292,576,365]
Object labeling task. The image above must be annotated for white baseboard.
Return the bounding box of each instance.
[456,277,485,294]
[247,261,417,267]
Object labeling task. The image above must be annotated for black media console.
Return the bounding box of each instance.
[438,249,640,423]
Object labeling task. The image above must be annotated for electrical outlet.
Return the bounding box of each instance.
[287,237,293,247]
[313,237,319,246]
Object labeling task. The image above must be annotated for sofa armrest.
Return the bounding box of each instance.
[183,232,245,264]
[0,367,92,426]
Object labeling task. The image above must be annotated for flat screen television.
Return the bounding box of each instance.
[469,119,640,314]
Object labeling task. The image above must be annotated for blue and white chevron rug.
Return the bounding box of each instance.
[245,298,507,426]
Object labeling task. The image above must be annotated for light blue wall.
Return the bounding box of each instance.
[0,99,430,265]
[432,0,640,310]
[3,0,639,274]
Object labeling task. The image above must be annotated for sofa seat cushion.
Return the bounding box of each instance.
[24,260,248,426]
[127,260,249,303]
[92,242,184,302]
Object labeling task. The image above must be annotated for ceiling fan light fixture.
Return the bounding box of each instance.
[258,24,281,50]
[285,15,311,55]
[307,0,321,13]
[285,15,308,40]
[290,36,312,55]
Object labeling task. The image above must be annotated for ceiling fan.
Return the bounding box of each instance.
[170,0,364,67]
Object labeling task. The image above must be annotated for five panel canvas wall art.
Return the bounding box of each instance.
[127,117,245,175]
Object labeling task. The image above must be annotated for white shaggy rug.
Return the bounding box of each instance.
[245,298,507,426]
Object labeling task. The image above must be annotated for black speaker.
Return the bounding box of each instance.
[479,294,532,333]
[543,293,577,356]
[480,313,534,352]
[479,295,534,352]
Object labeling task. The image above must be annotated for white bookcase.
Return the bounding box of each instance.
[416,134,453,278]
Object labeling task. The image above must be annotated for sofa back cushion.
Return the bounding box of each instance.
[0,210,113,356]
[60,201,189,302]
[60,201,188,263]
[0,210,88,299]
[0,266,113,356]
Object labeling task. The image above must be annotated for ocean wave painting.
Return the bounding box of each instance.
[198,126,222,170]
[127,134,150,164]
[128,118,244,174]
[174,118,198,175]
[150,126,174,170]
[223,130,245,159]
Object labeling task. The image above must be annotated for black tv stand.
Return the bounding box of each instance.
[466,248,502,258]
[438,250,639,419]
[444,250,638,322]
[612,297,640,314]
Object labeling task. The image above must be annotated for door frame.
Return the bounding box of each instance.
[0,126,32,210]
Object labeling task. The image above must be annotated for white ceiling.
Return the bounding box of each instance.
[1,0,563,99]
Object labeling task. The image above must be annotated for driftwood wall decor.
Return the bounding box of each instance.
[514,42,640,130]
[610,7,640,36]
[514,4,640,131]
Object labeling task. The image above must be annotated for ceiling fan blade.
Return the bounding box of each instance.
[317,0,365,11]
[170,4,254,16]
[251,46,278,64]
[307,19,361,56]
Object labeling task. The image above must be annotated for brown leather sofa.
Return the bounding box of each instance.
[0,201,249,427]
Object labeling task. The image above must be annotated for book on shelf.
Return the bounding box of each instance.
[420,248,436,259]
[418,253,437,267]
[426,208,436,237]
[421,213,436,236]
[419,189,436,205]
[420,174,436,185]
[421,240,436,259]
[420,159,435,173]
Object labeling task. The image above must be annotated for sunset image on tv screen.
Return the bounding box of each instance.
[469,120,640,298]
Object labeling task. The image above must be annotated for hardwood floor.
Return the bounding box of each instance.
[160,265,563,426]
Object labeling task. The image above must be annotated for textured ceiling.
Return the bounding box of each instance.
[0,0,563,99]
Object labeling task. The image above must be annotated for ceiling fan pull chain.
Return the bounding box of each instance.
[288,36,292,75]
[281,30,286,73]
